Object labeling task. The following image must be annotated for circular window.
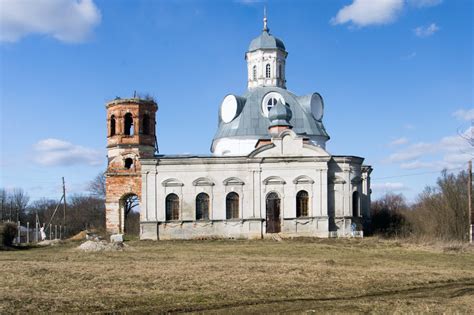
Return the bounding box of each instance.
[261,92,285,117]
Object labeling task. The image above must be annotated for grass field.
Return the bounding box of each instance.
[1,238,473,313]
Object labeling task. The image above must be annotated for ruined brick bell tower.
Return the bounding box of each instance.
[105,97,158,234]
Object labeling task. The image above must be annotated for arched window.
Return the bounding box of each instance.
[195,193,209,220]
[252,65,257,81]
[352,191,359,217]
[265,64,271,78]
[166,193,179,221]
[110,115,116,136]
[124,158,133,169]
[142,114,150,135]
[226,192,239,219]
[124,113,134,136]
[296,190,309,217]
[278,64,282,78]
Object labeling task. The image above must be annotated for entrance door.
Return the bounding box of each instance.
[266,192,281,233]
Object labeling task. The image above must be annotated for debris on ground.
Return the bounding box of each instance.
[37,239,61,246]
[76,240,129,252]
[68,230,101,241]
[110,234,123,243]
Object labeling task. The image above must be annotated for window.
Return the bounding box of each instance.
[265,64,271,78]
[296,190,309,217]
[124,113,134,136]
[110,115,116,136]
[166,193,179,221]
[195,193,209,220]
[124,158,133,169]
[352,191,359,217]
[142,114,150,135]
[279,64,282,78]
[252,65,257,81]
[267,97,278,112]
[226,192,239,219]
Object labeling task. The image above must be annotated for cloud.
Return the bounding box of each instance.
[331,0,404,27]
[33,138,103,166]
[453,108,474,121]
[389,137,409,146]
[0,0,101,43]
[408,0,443,8]
[372,182,409,191]
[414,23,439,37]
[235,0,264,4]
[401,52,417,60]
[387,126,474,170]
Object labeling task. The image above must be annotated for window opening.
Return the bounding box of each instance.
[166,193,180,220]
[226,192,239,219]
[296,190,309,217]
[110,115,116,136]
[124,113,134,136]
[196,193,209,220]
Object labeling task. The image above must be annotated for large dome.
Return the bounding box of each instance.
[248,30,286,52]
[211,87,330,155]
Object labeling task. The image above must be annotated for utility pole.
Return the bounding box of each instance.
[468,160,472,243]
[62,177,67,232]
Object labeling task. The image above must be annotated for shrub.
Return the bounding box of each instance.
[0,222,18,247]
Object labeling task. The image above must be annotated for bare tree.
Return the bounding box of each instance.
[11,188,29,222]
[88,172,106,199]
[0,188,7,221]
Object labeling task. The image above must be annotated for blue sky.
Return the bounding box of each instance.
[0,0,472,202]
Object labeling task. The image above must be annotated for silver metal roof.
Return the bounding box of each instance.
[211,87,330,149]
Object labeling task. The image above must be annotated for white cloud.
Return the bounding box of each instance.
[33,138,103,166]
[387,126,474,170]
[414,23,439,37]
[331,0,404,27]
[0,0,101,43]
[408,0,443,8]
[453,108,474,121]
[389,137,409,146]
[372,182,409,191]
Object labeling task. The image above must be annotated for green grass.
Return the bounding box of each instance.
[1,238,473,313]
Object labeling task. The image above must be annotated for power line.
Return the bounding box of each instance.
[372,167,464,181]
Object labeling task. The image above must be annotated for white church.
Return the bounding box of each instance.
[104,16,372,240]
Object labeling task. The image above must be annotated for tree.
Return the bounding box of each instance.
[0,188,7,221]
[88,172,106,199]
[371,193,410,237]
[406,170,469,241]
[11,188,29,222]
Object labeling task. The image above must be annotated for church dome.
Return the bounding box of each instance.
[248,30,286,52]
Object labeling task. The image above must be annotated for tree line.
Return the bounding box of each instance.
[369,169,471,242]
[1,169,471,241]
[0,173,106,237]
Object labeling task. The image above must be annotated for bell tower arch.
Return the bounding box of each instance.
[105,97,158,234]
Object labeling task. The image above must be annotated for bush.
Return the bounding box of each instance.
[370,193,410,237]
[0,222,18,247]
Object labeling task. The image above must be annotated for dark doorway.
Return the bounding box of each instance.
[266,192,281,233]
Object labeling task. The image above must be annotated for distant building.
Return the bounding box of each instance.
[105,15,372,240]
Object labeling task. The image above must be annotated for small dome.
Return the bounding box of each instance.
[269,99,292,127]
[248,30,286,52]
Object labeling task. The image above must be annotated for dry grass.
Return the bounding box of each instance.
[1,238,473,313]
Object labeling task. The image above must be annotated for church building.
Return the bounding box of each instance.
[105,16,372,240]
